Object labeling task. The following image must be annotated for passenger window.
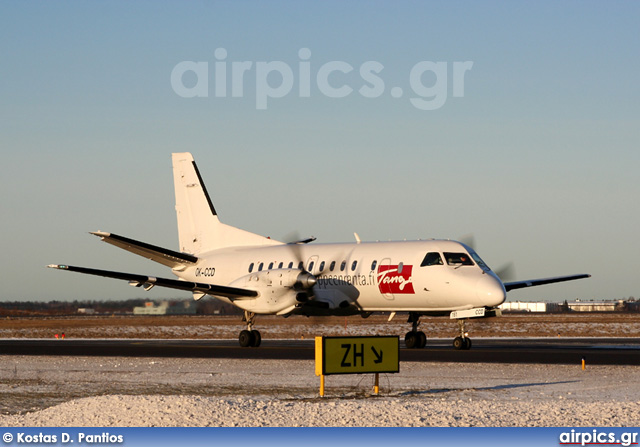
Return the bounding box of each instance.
[398,262,403,273]
[308,261,315,272]
[319,261,325,272]
[258,262,264,271]
[340,261,346,271]
[351,260,357,271]
[421,252,443,267]
[444,252,474,266]
[371,260,377,271]
[288,261,294,269]
[248,263,254,273]
[268,262,274,270]
[298,261,304,270]
[330,261,336,271]
[278,262,283,269]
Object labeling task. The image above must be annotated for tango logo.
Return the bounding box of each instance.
[376,265,415,294]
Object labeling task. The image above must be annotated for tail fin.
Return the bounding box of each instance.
[172,152,280,254]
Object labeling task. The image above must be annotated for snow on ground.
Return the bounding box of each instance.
[2,314,640,339]
[1,356,638,427]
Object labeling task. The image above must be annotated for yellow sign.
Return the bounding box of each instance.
[315,336,399,376]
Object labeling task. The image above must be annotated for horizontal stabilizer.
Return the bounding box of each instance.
[504,274,591,292]
[47,264,258,300]
[91,231,197,269]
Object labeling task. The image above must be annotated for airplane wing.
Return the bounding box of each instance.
[47,264,258,300]
[90,231,198,269]
[503,274,591,292]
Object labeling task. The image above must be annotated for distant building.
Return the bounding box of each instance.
[77,308,96,315]
[499,301,548,312]
[166,300,197,315]
[133,301,196,315]
[628,301,640,312]
[566,300,627,312]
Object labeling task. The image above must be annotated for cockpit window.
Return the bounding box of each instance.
[444,252,474,266]
[421,252,443,266]
[469,252,490,271]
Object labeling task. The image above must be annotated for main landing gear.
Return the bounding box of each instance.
[239,311,261,347]
[404,312,427,349]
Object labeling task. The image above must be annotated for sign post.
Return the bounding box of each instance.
[315,336,399,397]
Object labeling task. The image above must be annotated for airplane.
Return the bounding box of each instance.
[49,152,590,349]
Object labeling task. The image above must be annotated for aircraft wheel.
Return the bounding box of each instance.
[453,336,464,350]
[405,331,417,349]
[416,331,427,349]
[463,337,472,350]
[239,330,252,347]
[250,330,262,347]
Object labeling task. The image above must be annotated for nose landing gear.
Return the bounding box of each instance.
[452,318,471,350]
[449,307,501,350]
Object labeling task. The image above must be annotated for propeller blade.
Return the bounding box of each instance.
[282,231,316,245]
[282,231,302,244]
[281,232,318,294]
[458,233,476,251]
[495,261,516,282]
[459,234,515,281]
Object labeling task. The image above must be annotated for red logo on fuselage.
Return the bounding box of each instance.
[377,265,415,294]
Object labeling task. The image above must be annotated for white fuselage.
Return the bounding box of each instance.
[48,152,589,350]
[174,239,506,316]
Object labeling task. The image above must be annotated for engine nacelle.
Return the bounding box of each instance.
[231,268,316,290]
[228,269,316,315]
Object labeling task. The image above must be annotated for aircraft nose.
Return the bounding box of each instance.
[476,274,506,306]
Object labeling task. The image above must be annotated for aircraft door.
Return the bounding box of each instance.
[377,257,395,300]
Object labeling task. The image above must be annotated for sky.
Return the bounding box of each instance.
[1,1,639,303]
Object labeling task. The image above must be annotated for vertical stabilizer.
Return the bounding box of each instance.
[172,153,280,254]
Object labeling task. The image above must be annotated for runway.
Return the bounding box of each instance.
[1,338,639,365]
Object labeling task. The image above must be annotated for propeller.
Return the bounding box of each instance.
[458,233,476,251]
[281,231,317,297]
[458,233,516,282]
[494,261,516,282]
[282,231,315,269]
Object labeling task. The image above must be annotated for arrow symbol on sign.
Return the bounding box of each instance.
[371,346,383,364]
